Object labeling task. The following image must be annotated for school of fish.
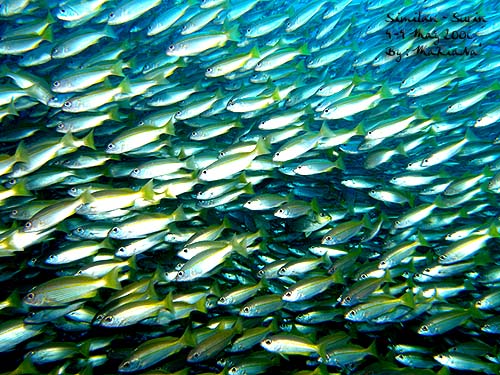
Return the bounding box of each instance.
[0,0,499,374]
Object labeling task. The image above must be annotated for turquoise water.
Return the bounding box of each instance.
[0,0,499,374]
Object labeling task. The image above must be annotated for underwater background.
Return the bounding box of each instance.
[0,0,499,374]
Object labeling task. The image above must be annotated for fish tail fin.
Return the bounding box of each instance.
[298,43,310,55]
[333,155,345,171]
[140,179,156,202]
[414,107,427,120]
[102,267,122,290]
[232,237,248,258]
[400,291,415,309]
[12,181,31,197]
[104,25,118,39]
[226,24,241,42]
[111,61,124,77]
[487,223,500,238]
[14,141,29,163]
[61,131,77,147]
[254,137,271,156]
[99,237,114,250]
[164,120,176,136]
[108,106,121,121]
[172,205,187,221]
[118,77,131,94]
[6,100,18,117]
[81,129,96,150]
[366,340,378,357]
[46,11,56,25]
[395,142,407,158]
[179,326,197,347]
[379,83,394,99]
[41,26,53,42]
[355,122,366,136]
[250,45,260,58]
[464,128,479,143]
[163,290,175,312]
[295,60,307,74]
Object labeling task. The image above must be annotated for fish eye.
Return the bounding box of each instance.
[109,12,115,18]
[325,236,332,241]
[219,151,225,157]
[324,108,329,113]
[53,81,60,87]
[246,28,251,33]
[168,44,175,51]
[57,122,65,129]
[380,260,386,266]
[24,221,32,229]
[219,297,226,303]
[360,274,367,279]
[59,8,66,13]
[177,270,184,277]
[193,352,199,358]
[49,255,56,260]
[420,325,428,331]
[344,296,351,303]
[121,361,130,368]
[243,306,250,313]
[104,316,113,322]
[11,209,17,215]
[264,339,272,345]
[76,227,84,233]
[394,220,400,225]
[191,131,197,137]
[132,168,140,174]
[279,266,286,273]
[107,143,115,149]
[285,291,292,297]
[347,310,355,316]
[257,270,264,277]
[423,159,428,163]
[176,111,182,116]
[229,368,237,374]
[274,152,280,157]
[439,255,447,261]
[206,68,212,73]
[117,247,126,253]
[256,62,262,67]
[25,293,35,300]
[63,101,72,107]
[138,120,145,126]
[201,170,207,174]
[76,270,83,275]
